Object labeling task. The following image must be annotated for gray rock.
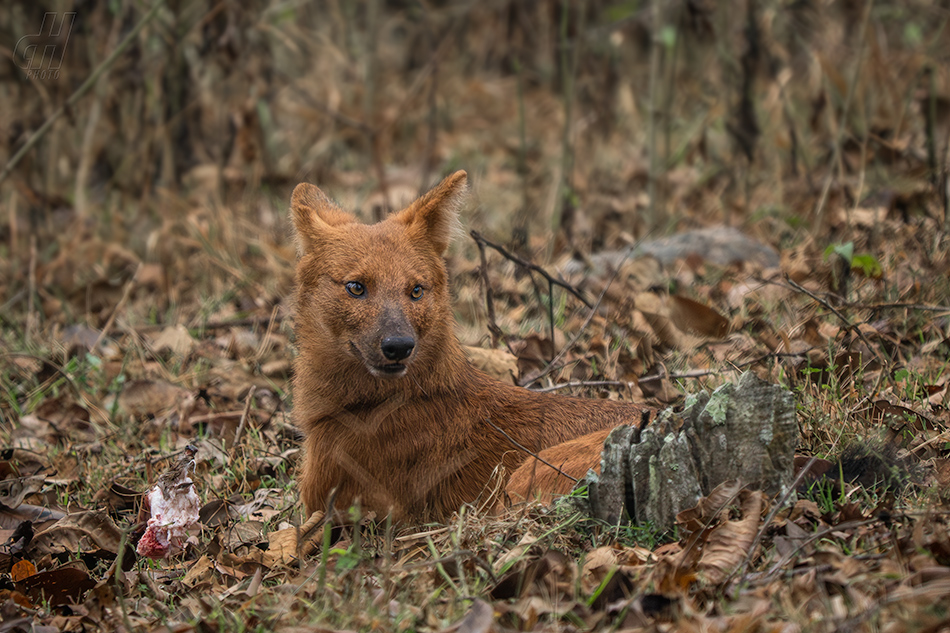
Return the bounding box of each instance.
[570,227,781,274]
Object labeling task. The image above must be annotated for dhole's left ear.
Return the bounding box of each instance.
[290,183,354,253]
[396,170,467,255]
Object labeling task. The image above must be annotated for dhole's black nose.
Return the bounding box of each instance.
[381,336,415,361]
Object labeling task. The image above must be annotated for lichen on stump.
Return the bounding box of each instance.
[581,372,797,530]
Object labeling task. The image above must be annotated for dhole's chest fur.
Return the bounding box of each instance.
[292,171,646,522]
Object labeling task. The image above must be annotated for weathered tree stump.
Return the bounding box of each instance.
[580,372,797,530]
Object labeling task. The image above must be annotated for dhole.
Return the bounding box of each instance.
[292,170,648,522]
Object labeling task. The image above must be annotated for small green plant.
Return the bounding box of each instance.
[804,474,844,516]
[823,241,883,279]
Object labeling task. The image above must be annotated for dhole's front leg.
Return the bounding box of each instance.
[298,432,337,518]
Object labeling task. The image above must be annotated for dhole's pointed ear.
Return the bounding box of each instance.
[396,170,467,255]
[290,183,354,252]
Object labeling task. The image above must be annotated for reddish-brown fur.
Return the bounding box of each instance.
[505,428,615,504]
[292,171,647,522]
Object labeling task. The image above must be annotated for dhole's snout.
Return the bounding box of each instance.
[361,307,417,378]
[381,336,415,361]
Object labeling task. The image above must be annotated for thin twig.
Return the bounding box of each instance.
[473,231,503,347]
[76,12,121,218]
[7,191,17,262]
[520,245,636,388]
[511,55,530,249]
[470,230,591,308]
[230,386,257,460]
[0,0,167,185]
[558,0,584,198]
[108,314,284,337]
[419,13,438,194]
[187,411,245,424]
[254,305,281,361]
[532,380,631,393]
[27,235,36,343]
[646,0,662,228]
[782,275,881,358]
[760,519,877,583]
[925,66,939,187]
[287,84,372,133]
[729,456,823,593]
[849,301,950,313]
[532,352,810,394]
[945,125,950,233]
[482,417,578,484]
[813,0,874,226]
[107,525,135,633]
[91,263,143,352]
[756,274,950,314]
[397,549,475,572]
[782,273,896,396]
[639,367,727,384]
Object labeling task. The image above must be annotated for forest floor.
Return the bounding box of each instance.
[2,1,950,631]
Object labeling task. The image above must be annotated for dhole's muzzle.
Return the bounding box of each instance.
[353,305,417,378]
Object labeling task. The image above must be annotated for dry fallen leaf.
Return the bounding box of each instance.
[580,546,619,595]
[181,554,215,589]
[696,490,764,585]
[116,379,191,419]
[31,511,127,558]
[669,294,730,338]
[463,345,519,382]
[490,550,575,602]
[262,525,299,567]
[10,559,36,582]
[15,567,96,607]
[444,598,494,633]
[150,324,197,356]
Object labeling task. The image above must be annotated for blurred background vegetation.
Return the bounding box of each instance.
[0,0,948,331]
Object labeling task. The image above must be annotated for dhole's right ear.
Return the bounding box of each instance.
[290,183,354,253]
[396,170,467,255]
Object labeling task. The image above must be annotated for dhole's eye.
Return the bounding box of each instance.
[345,281,366,298]
[410,285,424,301]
